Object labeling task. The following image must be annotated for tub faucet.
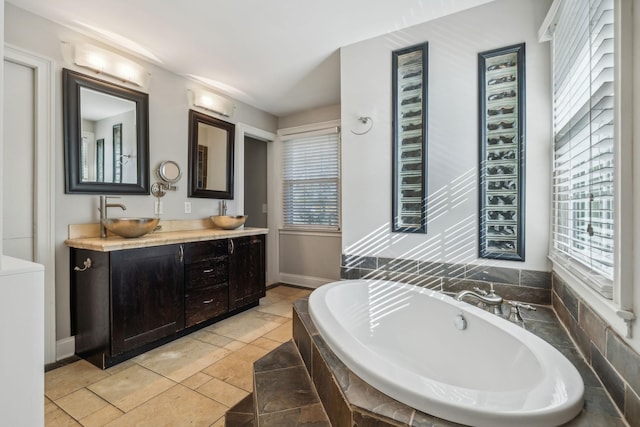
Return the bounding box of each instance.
[98,195,127,238]
[455,288,503,316]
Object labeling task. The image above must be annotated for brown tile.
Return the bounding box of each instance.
[250,337,282,351]
[262,321,293,343]
[606,329,640,395]
[104,384,226,427]
[202,355,254,391]
[626,386,640,427]
[232,343,273,364]
[193,330,248,351]
[224,412,253,427]
[256,300,295,318]
[54,388,109,421]
[312,342,351,427]
[45,403,82,426]
[87,364,175,412]
[182,372,213,390]
[45,360,110,401]
[133,336,231,382]
[259,403,330,427]
[579,302,606,353]
[254,341,303,373]
[78,404,124,427]
[206,311,282,343]
[255,366,319,414]
[197,377,249,407]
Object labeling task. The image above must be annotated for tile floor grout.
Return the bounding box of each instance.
[45,285,312,427]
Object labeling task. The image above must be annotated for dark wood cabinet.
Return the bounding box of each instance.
[229,235,266,310]
[184,240,229,328]
[71,234,265,369]
[111,245,184,355]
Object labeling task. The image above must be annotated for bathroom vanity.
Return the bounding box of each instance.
[66,223,266,368]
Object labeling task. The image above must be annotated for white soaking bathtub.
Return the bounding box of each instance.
[308,280,584,427]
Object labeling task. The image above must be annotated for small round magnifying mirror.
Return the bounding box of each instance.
[157,160,181,184]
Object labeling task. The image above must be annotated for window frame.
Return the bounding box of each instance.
[277,120,341,233]
[541,0,633,337]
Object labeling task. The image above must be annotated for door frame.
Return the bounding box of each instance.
[4,44,56,363]
[235,123,278,285]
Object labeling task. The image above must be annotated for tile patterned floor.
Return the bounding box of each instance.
[45,285,312,427]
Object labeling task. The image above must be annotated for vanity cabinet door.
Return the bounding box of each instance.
[71,249,110,363]
[111,244,184,355]
[229,235,266,310]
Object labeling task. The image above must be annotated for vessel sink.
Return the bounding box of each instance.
[211,215,247,230]
[103,217,160,238]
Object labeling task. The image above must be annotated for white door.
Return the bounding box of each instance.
[3,47,56,364]
[2,60,34,260]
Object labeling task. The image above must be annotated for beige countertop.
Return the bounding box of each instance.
[65,219,268,252]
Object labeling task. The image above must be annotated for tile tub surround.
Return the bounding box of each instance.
[292,297,626,427]
[341,254,552,305]
[553,273,640,427]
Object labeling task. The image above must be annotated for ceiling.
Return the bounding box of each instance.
[7,0,493,117]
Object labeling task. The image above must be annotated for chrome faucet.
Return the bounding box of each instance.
[219,200,227,216]
[455,286,504,316]
[99,195,127,238]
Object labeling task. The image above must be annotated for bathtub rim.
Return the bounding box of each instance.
[309,279,585,427]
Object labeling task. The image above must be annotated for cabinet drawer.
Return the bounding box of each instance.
[185,258,228,289]
[185,285,229,327]
[184,240,227,263]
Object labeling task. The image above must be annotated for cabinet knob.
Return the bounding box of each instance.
[73,257,92,272]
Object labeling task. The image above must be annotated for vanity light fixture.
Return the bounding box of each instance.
[73,43,149,88]
[191,89,235,118]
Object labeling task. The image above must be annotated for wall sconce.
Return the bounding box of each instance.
[72,43,149,88]
[191,89,235,117]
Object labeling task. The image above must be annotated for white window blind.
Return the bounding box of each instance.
[551,0,614,296]
[281,129,340,229]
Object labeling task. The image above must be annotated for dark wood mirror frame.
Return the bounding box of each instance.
[187,109,235,199]
[392,42,429,233]
[63,68,150,194]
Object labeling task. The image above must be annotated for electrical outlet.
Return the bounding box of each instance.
[184,201,191,214]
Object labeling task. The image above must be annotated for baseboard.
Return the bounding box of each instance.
[56,336,75,361]
[279,273,335,289]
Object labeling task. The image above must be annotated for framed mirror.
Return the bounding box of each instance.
[392,42,429,233]
[188,109,235,199]
[63,68,150,194]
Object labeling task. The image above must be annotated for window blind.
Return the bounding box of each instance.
[551,0,614,295]
[281,130,340,229]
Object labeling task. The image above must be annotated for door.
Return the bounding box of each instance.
[3,48,56,364]
[244,136,268,228]
[2,60,34,260]
[111,245,185,355]
[229,235,266,310]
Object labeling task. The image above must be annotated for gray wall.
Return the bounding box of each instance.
[4,4,278,340]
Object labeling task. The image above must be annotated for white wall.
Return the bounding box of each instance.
[341,0,552,271]
[4,3,278,341]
